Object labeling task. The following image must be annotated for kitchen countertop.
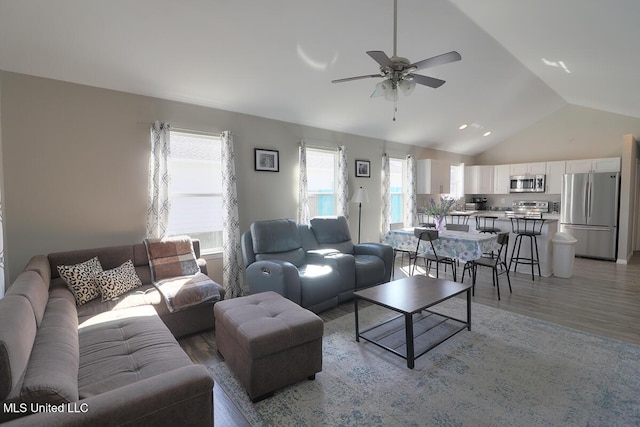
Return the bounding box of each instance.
[449,210,559,221]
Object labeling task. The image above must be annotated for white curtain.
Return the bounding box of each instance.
[405,154,418,227]
[380,153,391,239]
[221,131,243,298]
[146,121,171,239]
[298,141,310,224]
[337,145,349,218]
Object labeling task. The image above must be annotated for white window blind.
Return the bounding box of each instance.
[167,131,222,253]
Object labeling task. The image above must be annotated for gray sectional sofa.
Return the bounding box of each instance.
[0,240,223,426]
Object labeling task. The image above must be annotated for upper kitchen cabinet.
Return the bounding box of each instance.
[465,165,494,194]
[565,157,620,173]
[545,160,566,194]
[510,162,546,175]
[493,164,511,194]
[417,159,451,194]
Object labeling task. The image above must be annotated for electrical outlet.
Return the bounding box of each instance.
[501,198,506,204]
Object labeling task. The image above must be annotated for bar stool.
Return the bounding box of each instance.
[475,216,501,234]
[447,213,470,225]
[508,218,546,281]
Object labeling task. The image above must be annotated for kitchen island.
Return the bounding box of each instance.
[416,211,558,277]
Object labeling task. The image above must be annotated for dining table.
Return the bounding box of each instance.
[382,228,499,263]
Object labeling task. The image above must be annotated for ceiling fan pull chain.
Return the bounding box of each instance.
[393,100,398,121]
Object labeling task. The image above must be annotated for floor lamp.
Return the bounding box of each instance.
[351,186,369,244]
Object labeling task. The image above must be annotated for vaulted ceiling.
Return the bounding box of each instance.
[1,0,638,155]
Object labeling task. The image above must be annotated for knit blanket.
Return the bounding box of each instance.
[153,272,221,312]
[145,236,221,312]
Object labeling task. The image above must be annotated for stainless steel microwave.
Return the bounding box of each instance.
[509,174,545,193]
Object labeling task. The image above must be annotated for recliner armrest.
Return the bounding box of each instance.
[354,243,394,283]
[246,260,302,305]
[306,248,341,264]
[354,243,393,258]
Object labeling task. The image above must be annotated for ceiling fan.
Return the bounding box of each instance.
[331,0,461,120]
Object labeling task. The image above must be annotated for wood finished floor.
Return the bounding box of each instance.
[179,253,640,426]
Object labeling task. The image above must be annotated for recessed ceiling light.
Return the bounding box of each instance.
[483,131,492,137]
[458,124,468,130]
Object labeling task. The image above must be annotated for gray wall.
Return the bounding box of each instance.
[0,71,473,283]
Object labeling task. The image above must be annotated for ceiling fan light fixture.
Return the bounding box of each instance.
[399,79,416,96]
[384,86,398,102]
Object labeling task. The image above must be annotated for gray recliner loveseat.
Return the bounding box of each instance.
[241,216,393,313]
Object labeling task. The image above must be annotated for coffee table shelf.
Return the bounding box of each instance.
[354,275,471,368]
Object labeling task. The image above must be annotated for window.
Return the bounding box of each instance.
[389,158,405,225]
[307,148,337,217]
[167,131,222,253]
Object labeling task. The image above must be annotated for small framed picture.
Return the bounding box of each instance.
[254,148,279,172]
[355,159,371,178]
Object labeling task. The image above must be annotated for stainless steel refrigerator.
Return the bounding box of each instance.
[560,172,620,260]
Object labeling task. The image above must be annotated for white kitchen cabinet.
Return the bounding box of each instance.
[465,165,494,194]
[417,159,451,194]
[565,157,620,173]
[545,160,566,194]
[493,164,511,194]
[510,162,546,175]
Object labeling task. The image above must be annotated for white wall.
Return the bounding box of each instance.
[0,71,473,283]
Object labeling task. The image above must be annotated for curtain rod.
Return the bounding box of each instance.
[299,141,344,151]
[136,121,222,137]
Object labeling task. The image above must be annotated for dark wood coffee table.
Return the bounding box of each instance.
[354,275,471,369]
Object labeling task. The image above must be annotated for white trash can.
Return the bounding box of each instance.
[552,232,578,278]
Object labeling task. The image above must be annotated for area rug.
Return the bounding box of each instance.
[208,298,640,426]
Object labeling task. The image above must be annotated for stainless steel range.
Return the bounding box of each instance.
[505,201,549,219]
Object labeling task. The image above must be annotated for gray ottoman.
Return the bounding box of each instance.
[214,291,324,402]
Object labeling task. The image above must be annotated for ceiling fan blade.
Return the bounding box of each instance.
[411,51,462,71]
[366,51,392,67]
[331,74,382,84]
[409,74,446,88]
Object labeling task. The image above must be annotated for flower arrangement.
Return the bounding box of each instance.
[425,196,456,217]
[424,196,456,231]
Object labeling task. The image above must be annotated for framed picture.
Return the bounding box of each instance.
[254,148,279,172]
[355,159,371,178]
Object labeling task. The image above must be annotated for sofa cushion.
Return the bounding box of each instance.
[144,236,200,282]
[310,216,352,243]
[251,219,306,267]
[76,284,166,322]
[77,306,194,397]
[251,219,301,253]
[5,271,48,326]
[310,216,355,254]
[22,255,51,289]
[57,256,103,305]
[18,291,79,405]
[0,295,37,401]
[93,260,143,301]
